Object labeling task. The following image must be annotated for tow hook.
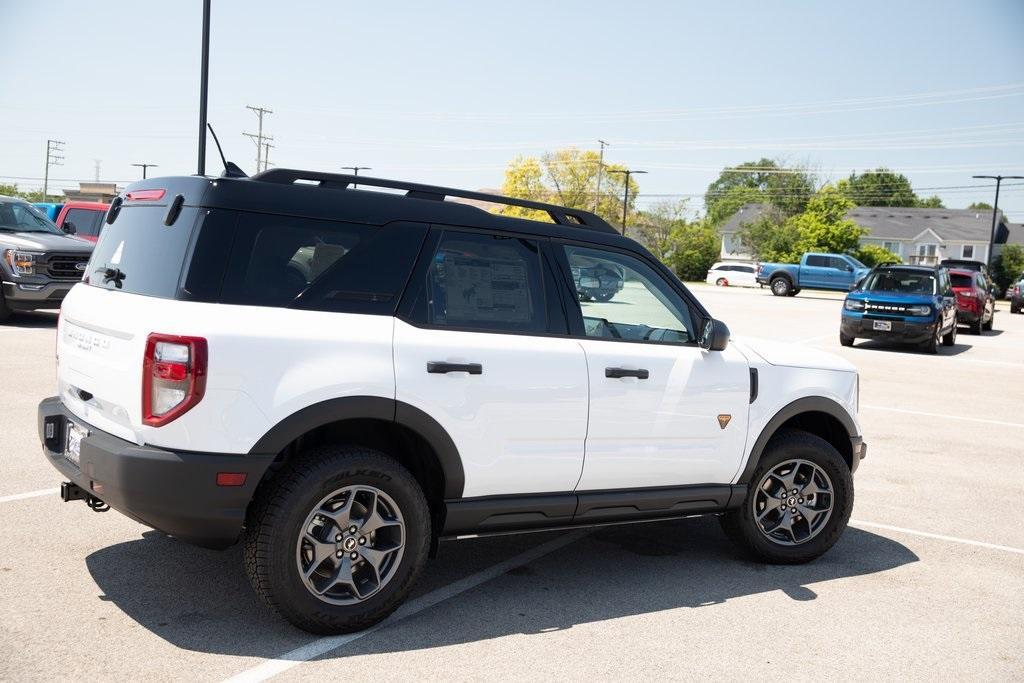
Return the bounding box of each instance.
[60,482,110,512]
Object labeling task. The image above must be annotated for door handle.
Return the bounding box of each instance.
[605,367,649,380]
[427,361,483,375]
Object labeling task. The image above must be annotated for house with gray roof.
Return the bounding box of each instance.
[719,203,1016,265]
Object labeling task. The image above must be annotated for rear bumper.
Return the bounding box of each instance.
[955,308,982,323]
[840,315,935,344]
[37,396,274,549]
[2,280,76,310]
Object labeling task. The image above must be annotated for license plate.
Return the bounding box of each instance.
[65,421,87,466]
[872,320,892,331]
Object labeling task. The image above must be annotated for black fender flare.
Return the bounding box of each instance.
[248,396,465,498]
[736,396,858,485]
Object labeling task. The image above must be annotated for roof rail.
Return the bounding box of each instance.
[250,168,618,234]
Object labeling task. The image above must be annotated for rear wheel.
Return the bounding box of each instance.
[770,277,792,297]
[244,445,431,634]
[720,430,853,564]
[715,278,728,287]
[942,321,957,346]
[982,307,993,331]
[971,316,983,335]
[1011,302,1021,314]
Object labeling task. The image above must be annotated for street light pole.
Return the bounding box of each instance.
[197,0,211,175]
[972,174,1024,268]
[132,163,158,179]
[593,139,609,213]
[608,168,646,235]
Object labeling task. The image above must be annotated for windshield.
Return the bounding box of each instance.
[847,256,867,269]
[0,200,62,234]
[861,270,936,295]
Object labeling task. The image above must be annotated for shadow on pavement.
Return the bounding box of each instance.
[851,339,973,356]
[2,311,58,329]
[86,516,917,658]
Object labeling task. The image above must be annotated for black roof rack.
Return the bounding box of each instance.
[251,168,618,234]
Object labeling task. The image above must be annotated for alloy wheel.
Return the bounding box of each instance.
[752,459,834,546]
[296,485,405,604]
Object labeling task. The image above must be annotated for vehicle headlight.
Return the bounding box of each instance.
[3,250,38,276]
[906,305,932,316]
[844,298,865,311]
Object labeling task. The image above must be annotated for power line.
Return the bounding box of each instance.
[608,168,647,234]
[243,105,274,173]
[43,139,65,201]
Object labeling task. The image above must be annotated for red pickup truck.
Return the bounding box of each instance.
[55,201,109,242]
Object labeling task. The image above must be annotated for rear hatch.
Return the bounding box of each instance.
[57,190,210,444]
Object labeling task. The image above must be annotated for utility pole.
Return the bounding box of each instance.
[43,139,65,201]
[593,139,609,212]
[197,0,210,175]
[972,174,1024,268]
[244,105,274,172]
[262,142,274,170]
[94,159,101,182]
[608,168,646,235]
[342,166,371,189]
[132,163,158,179]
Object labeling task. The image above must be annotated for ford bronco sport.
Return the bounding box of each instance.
[39,170,865,634]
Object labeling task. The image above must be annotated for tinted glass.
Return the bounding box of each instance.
[0,200,61,234]
[862,270,936,294]
[63,208,105,238]
[421,231,546,333]
[87,206,199,297]
[564,245,693,344]
[806,255,827,267]
[949,273,973,288]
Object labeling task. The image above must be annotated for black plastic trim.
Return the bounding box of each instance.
[749,368,759,403]
[736,396,858,485]
[442,484,744,536]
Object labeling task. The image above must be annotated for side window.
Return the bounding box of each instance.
[805,255,827,267]
[563,245,693,344]
[828,257,848,270]
[419,231,547,333]
[64,208,104,238]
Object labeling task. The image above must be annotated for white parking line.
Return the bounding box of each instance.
[223,530,589,683]
[851,520,1024,555]
[861,404,1024,428]
[0,488,57,504]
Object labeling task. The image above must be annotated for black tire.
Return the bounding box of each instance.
[982,308,993,331]
[770,277,792,297]
[942,321,957,346]
[243,445,431,634]
[971,316,983,335]
[720,429,853,564]
[921,323,940,354]
[1011,303,1020,314]
[839,333,854,347]
[715,278,728,287]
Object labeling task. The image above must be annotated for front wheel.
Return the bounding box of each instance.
[715,277,728,287]
[244,446,431,634]
[0,291,11,323]
[720,430,853,564]
[839,332,854,347]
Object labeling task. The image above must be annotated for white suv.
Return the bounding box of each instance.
[39,170,865,634]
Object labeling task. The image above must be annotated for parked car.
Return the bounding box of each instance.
[0,195,93,322]
[55,201,110,242]
[706,261,758,287]
[41,169,865,634]
[1010,277,1024,314]
[33,202,64,222]
[840,264,958,353]
[757,253,871,297]
[948,268,995,334]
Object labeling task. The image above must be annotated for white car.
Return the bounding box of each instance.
[706,261,759,287]
[41,170,865,634]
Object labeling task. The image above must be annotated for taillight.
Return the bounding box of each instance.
[126,189,166,201]
[142,333,207,427]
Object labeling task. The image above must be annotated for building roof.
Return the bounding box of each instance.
[720,203,1012,244]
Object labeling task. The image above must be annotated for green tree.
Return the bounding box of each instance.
[737,212,801,263]
[789,186,865,254]
[664,219,721,281]
[496,148,636,227]
[838,168,944,208]
[967,201,993,211]
[993,244,1024,291]
[631,201,689,260]
[856,244,902,267]
[704,159,816,223]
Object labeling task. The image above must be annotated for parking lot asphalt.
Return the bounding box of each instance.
[1,287,1022,681]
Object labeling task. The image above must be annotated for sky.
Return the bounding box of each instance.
[2,0,1023,218]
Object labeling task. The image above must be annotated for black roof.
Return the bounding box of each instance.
[121,170,638,250]
[872,264,942,273]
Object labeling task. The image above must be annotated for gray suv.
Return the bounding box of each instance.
[0,196,93,322]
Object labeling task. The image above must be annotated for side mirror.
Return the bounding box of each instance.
[62,221,76,235]
[845,265,854,272]
[700,318,730,352]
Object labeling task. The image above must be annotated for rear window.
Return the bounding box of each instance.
[88,206,199,297]
[63,208,105,238]
[949,273,973,288]
[862,270,935,294]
